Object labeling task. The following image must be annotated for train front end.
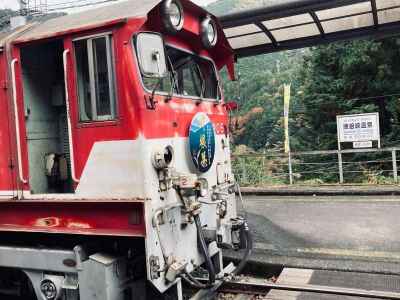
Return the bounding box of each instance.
[132,0,250,296]
[0,0,250,299]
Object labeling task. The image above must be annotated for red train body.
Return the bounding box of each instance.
[0,0,233,236]
[0,1,244,299]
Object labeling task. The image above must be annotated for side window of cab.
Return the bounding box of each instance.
[74,34,117,122]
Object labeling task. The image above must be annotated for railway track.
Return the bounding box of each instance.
[215,270,400,300]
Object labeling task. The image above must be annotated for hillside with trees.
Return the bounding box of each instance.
[0,9,13,29]
[209,0,400,185]
[2,1,400,185]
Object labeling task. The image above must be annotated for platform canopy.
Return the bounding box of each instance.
[219,0,400,57]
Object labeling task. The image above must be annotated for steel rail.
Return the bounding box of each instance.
[222,279,400,299]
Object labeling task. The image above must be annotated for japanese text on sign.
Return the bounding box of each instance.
[337,113,380,143]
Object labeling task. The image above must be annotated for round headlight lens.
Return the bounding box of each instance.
[207,22,216,44]
[169,2,182,27]
[152,146,174,170]
[162,0,184,33]
[40,280,57,300]
[201,17,218,49]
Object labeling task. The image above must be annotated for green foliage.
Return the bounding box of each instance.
[232,156,287,186]
[208,0,285,15]
[296,39,400,151]
[0,9,12,19]
[228,36,400,184]
[0,9,13,29]
[207,0,239,14]
[223,38,400,156]
[221,50,305,150]
[208,0,400,184]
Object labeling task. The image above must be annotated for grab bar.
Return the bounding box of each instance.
[11,59,27,184]
[63,49,80,183]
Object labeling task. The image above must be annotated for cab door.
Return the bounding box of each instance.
[64,31,136,197]
[0,52,17,198]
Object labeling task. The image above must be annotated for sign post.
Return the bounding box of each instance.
[283,84,293,185]
[336,112,380,183]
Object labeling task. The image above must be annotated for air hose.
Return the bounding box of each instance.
[232,182,253,276]
[194,214,216,285]
[177,185,253,290]
[181,271,211,289]
[179,214,217,290]
[181,218,253,290]
[232,220,252,276]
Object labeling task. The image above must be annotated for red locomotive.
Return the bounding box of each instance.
[0,0,249,299]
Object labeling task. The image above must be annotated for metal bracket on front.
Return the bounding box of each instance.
[149,255,161,280]
[188,263,235,300]
[144,94,157,110]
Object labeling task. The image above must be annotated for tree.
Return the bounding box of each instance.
[0,9,13,30]
[296,38,400,151]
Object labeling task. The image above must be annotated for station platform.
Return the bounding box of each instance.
[240,185,400,196]
[266,268,400,300]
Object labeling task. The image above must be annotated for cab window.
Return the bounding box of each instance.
[140,45,220,100]
[74,34,116,121]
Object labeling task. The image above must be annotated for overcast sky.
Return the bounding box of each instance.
[0,0,217,11]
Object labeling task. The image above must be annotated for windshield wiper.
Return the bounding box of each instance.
[194,64,205,103]
[216,78,222,104]
[166,55,178,101]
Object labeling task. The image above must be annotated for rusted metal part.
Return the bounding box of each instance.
[0,200,146,237]
[221,279,400,300]
[0,197,149,203]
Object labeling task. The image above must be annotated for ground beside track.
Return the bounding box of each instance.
[228,195,400,275]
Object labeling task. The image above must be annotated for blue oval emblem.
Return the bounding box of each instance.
[189,113,216,173]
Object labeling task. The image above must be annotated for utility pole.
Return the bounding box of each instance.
[284,84,293,185]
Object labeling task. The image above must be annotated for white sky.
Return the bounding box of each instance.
[0,0,217,10]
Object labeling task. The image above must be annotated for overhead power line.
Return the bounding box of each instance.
[47,0,119,11]
[46,0,98,8]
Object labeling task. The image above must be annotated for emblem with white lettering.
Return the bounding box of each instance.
[189,113,216,173]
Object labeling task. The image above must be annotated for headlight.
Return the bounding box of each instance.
[201,16,218,49]
[161,0,184,34]
[40,279,57,300]
[152,146,174,169]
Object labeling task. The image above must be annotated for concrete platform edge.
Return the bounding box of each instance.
[240,185,400,196]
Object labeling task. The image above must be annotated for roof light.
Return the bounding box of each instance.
[161,0,184,34]
[201,16,218,49]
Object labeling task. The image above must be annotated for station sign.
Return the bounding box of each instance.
[336,113,380,147]
[353,141,373,149]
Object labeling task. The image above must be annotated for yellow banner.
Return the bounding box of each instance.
[284,84,291,153]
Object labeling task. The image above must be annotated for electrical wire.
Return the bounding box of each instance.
[46,0,96,7]
[47,0,118,11]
